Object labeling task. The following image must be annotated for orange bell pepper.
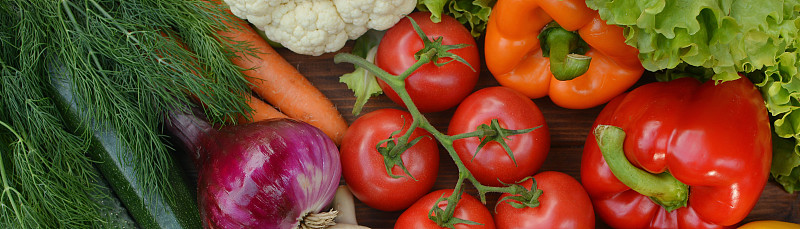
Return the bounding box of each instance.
[484,0,644,109]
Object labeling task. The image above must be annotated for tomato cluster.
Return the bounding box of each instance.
[339,11,595,229]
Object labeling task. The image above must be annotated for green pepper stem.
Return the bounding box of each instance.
[593,125,689,212]
[542,26,591,81]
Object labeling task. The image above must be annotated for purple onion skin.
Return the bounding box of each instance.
[168,112,341,229]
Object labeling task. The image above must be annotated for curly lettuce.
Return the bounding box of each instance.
[338,30,384,116]
[417,0,496,37]
[587,0,800,192]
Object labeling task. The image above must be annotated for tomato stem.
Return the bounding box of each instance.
[428,173,482,228]
[593,125,689,212]
[496,177,543,210]
[539,22,591,81]
[449,120,542,167]
[334,53,396,82]
[408,16,475,72]
[399,49,437,80]
[376,119,425,180]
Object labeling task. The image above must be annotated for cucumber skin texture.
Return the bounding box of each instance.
[91,168,139,229]
[50,76,202,229]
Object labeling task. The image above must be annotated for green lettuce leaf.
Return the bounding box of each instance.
[417,0,496,37]
[339,30,384,116]
[771,134,800,193]
[340,65,382,116]
[588,0,800,192]
[417,0,448,22]
[587,0,799,81]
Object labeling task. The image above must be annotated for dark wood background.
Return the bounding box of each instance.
[275,41,800,228]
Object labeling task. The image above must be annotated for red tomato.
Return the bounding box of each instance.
[340,109,439,211]
[375,11,480,113]
[494,171,595,229]
[447,86,550,186]
[395,189,495,229]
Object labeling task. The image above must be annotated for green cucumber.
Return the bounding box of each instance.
[50,73,201,229]
[91,169,139,229]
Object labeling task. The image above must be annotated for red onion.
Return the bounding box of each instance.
[167,110,341,228]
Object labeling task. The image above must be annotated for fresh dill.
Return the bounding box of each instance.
[1,0,256,227]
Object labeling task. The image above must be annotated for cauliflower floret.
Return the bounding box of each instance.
[225,0,416,56]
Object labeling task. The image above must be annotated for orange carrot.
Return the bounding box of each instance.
[214,5,349,144]
[238,93,289,123]
[158,30,289,125]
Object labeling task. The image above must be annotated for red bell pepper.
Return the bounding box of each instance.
[581,77,772,228]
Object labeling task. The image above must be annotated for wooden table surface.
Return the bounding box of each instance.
[275,42,800,228]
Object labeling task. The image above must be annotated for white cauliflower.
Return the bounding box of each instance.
[225,0,416,56]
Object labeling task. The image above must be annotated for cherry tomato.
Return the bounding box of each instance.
[395,189,495,229]
[447,86,550,186]
[340,109,439,211]
[375,11,480,113]
[494,171,595,229]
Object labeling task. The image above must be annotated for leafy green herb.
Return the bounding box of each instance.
[0,3,105,227]
[417,0,496,37]
[587,0,800,192]
[1,0,255,226]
